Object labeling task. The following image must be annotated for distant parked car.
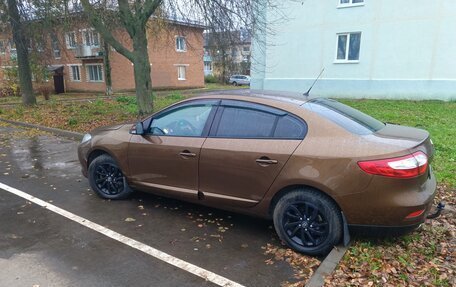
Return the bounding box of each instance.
[229,75,250,86]
[78,95,441,255]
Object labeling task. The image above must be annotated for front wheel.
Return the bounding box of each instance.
[88,154,133,200]
[273,188,342,255]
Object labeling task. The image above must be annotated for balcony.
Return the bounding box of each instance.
[75,45,103,59]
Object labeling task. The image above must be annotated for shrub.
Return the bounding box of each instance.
[35,86,51,100]
[0,84,20,98]
[204,75,218,84]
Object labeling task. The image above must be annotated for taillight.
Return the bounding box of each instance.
[358,151,428,179]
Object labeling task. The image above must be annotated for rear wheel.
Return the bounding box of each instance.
[232,82,238,86]
[273,188,342,255]
[88,154,133,199]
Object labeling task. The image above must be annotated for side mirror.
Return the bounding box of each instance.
[130,122,145,135]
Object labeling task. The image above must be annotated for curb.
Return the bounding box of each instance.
[0,118,84,141]
[306,245,349,287]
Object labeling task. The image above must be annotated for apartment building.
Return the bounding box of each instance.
[252,0,456,100]
[0,18,205,93]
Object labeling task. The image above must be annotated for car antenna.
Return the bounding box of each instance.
[303,68,325,99]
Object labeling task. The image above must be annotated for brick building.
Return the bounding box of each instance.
[0,18,205,94]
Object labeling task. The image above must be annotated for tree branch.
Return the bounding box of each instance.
[80,0,135,61]
[141,0,162,25]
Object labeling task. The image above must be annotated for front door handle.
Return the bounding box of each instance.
[179,150,196,158]
[256,157,278,165]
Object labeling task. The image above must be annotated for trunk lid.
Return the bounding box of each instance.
[366,124,434,161]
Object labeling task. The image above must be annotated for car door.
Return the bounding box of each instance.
[128,100,218,201]
[199,100,307,207]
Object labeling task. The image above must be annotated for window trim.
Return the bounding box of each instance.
[177,65,187,81]
[85,64,104,82]
[65,31,77,49]
[334,32,361,64]
[337,0,365,8]
[81,29,100,47]
[175,36,187,52]
[68,64,82,82]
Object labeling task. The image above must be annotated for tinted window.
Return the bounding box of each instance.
[302,98,385,135]
[150,105,213,137]
[274,115,307,139]
[215,107,277,138]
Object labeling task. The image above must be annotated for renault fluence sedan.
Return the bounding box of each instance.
[78,95,438,255]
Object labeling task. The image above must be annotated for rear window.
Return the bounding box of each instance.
[302,98,385,135]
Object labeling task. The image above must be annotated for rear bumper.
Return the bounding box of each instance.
[348,223,422,237]
[340,167,437,227]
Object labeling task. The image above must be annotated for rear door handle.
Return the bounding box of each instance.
[179,150,196,158]
[256,158,278,165]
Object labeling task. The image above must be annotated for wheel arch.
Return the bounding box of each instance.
[87,148,128,175]
[268,184,343,218]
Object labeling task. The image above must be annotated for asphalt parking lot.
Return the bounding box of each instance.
[0,125,306,287]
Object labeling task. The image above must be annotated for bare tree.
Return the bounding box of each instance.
[74,0,281,115]
[2,0,36,105]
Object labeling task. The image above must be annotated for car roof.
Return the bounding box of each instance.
[193,93,309,107]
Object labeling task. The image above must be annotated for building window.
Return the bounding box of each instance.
[176,36,186,52]
[336,32,361,63]
[82,30,99,47]
[177,66,186,80]
[86,64,103,82]
[0,40,5,54]
[339,0,364,7]
[204,62,212,72]
[65,31,77,49]
[51,34,61,59]
[69,65,81,82]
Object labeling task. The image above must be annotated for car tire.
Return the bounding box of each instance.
[232,82,238,86]
[273,188,342,256]
[88,154,133,200]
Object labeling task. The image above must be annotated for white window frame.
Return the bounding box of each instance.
[68,64,82,82]
[334,32,361,64]
[175,65,188,80]
[204,62,212,72]
[50,34,61,59]
[338,0,364,8]
[65,31,77,49]
[176,36,186,52]
[85,64,104,82]
[81,29,100,47]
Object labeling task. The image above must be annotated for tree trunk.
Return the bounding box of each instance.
[132,27,153,116]
[103,41,113,97]
[7,0,36,106]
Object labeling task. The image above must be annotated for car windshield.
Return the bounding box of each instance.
[302,98,385,135]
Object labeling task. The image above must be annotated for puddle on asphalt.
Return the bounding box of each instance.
[0,126,80,178]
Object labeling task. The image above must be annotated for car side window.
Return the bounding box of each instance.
[215,107,277,138]
[274,115,307,139]
[212,101,307,139]
[149,105,214,137]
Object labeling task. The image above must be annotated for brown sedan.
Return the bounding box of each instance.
[78,95,437,255]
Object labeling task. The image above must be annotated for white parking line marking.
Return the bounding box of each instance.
[0,182,245,287]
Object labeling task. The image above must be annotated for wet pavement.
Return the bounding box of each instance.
[0,124,305,287]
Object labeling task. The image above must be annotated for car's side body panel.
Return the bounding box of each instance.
[199,138,300,207]
[127,135,205,201]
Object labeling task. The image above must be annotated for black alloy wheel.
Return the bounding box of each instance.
[273,189,342,255]
[88,154,133,199]
[94,163,125,196]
